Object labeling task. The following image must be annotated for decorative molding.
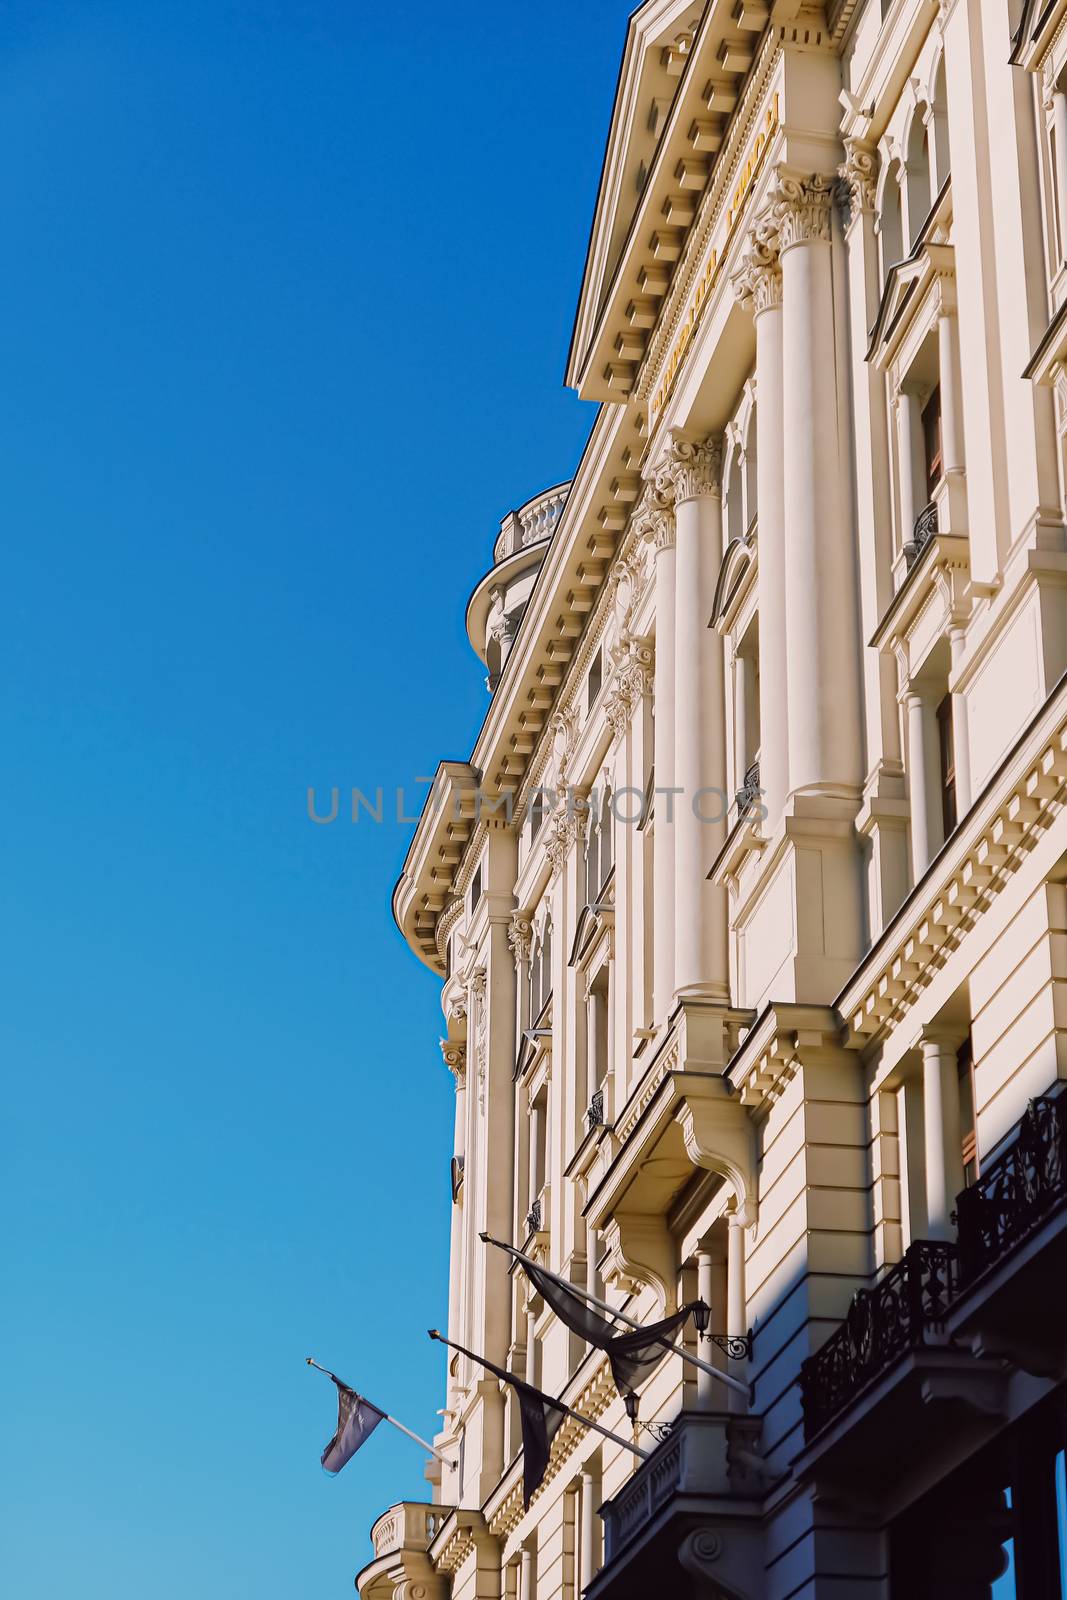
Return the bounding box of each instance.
[440,1038,466,1084]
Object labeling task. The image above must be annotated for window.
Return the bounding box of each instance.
[529,790,547,844]
[470,862,483,913]
[958,1035,977,1185]
[922,385,943,501]
[530,918,553,1021]
[937,691,957,837]
[587,648,602,712]
[585,789,613,907]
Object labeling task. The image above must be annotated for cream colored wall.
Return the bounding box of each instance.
[359,0,1067,1596]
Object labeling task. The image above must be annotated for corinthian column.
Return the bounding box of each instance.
[661,433,729,1002]
[734,223,787,828]
[776,172,863,800]
[638,484,677,1023]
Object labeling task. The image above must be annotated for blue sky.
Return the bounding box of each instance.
[0,3,625,1593]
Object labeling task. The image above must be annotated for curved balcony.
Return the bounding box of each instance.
[466,481,570,690]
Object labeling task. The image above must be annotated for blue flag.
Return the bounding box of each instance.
[320,1373,385,1474]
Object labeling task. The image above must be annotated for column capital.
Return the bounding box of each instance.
[731,220,782,315]
[634,480,676,551]
[771,170,835,251]
[655,432,723,504]
[837,139,878,224]
[507,911,533,964]
[604,638,655,743]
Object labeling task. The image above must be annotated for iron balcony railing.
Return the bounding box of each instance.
[799,1239,959,1440]
[800,1091,1067,1441]
[904,500,938,567]
[955,1092,1067,1286]
[586,1087,605,1132]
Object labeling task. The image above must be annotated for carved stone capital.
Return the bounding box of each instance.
[731,220,782,315]
[773,171,835,250]
[838,139,878,223]
[656,433,723,504]
[604,639,655,743]
[633,482,675,551]
[508,912,532,965]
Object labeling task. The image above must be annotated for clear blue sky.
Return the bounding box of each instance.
[0,3,625,1594]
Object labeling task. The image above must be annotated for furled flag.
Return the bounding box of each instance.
[519,1258,699,1404]
[318,1370,386,1475]
[430,1332,566,1508]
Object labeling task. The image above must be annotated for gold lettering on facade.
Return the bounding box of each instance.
[650,92,780,422]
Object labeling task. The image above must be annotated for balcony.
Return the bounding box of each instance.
[356,1501,452,1600]
[949,1089,1067,1369]
[370,1502,449,1560]
[585,1412,764,1600]
[796,1091,1067,1503]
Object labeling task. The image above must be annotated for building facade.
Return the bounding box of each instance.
[357,1,1067,1595]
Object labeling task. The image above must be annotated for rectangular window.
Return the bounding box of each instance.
[922,386,943,501]
[957,1035,977,1186]
[587,648,602,711]
[937,692,957,837]
[470,862,483,912]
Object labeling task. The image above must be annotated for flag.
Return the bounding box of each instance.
[319,1371,385,1474]
[430,1332,566,1507]
[519,1259,698,1402]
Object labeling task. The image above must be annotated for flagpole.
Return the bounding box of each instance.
[479,1232,750,1401]
[306,1358,456,1469]
[427,1331,650,1462]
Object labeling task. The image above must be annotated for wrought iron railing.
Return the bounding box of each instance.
[955,1093,1067,1285]
[904,501,938,567]
[586,1087,605,1132]
[799,1239,959,1439]
[525,1197,543,1236]
[735,760,761,820]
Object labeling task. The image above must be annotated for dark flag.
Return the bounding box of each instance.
[520,1258,698,1403]
[319,1371,385,1475]
[429,1332,567,1508]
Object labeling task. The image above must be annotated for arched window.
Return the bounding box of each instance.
[744,403,758,531]
[530,915,553,1021]
[931,57,950,191]
[905,111,933,247]
[585,787,614,906]
[879,159,904,281]
[726,444,745,543]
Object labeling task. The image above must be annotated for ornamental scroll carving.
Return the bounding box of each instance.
[838,140,878,224]
[656,434,723,504]
[632,479,675,553]
[732,214,782,315]
[773,172,835,249]
[507,912,532,966]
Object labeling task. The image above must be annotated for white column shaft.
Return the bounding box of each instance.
[906,693,931,880]
[938,312,965,477]
[922,1037,964,1239]
[653,541,677,1021]
[781,224,863,796]
[754,300,788,826]
[1055,92,1067,261]
[696,1250,714,1410]
[580,1470,598,1588]
[727,1215,747,1413]
[674,484,728,1000]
